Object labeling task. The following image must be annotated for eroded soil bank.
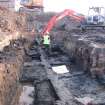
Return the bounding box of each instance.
[0,38,33,105]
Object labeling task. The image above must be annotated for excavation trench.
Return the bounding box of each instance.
[1,36,105,105]
[19,42,60,105]
[0,38,33,105]
[19,40,105,105]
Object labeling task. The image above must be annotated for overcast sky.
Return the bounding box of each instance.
[44,0,105,15]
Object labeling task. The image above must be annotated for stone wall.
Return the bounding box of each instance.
[0,38,32,105]
[64,32,105,84]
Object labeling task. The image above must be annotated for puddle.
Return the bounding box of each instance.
[18,85,34,105]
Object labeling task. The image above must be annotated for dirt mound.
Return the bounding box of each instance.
[0,6,27,33]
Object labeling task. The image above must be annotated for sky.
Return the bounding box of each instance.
[44,0,105,15]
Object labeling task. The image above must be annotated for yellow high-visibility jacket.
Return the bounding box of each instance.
[43,35,50,45]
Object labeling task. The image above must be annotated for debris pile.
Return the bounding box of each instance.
[0,38,32,105]
[0,5,105,105]
[0,7,27,33]
[32,11,105,84]
[0,7,33,51]
[23,11,105,105]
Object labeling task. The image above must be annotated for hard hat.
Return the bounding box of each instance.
[46,31,49,34]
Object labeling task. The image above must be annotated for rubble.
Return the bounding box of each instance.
[0,39,22,105]
[0,7,34,104]
[6,10,105,105]
[0,32,36,105]
[0,6,27,33]
[0,7,26,51]
[36,10,105,83]
[0,6,36,51]
[0,5,105,105]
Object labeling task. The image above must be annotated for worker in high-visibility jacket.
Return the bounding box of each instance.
[42,32,51,52]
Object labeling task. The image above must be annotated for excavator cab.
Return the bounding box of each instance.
[86,15,105,25]
[87,7,105,25]
[81,7,105,30]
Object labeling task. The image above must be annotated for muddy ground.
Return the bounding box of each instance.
[18,12,105,105]
[19,40,105,105]
[0,7,105,105]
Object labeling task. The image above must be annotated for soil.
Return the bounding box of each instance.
[1,7,105,105]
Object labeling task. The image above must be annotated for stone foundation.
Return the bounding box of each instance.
[64,33,105,83]
[0,38,32,105]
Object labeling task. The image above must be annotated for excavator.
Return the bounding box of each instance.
[15,1,85,33]
[81,7,105,30]
[15,1,105,33]
[42,7,105,35]
[41,9,85,36]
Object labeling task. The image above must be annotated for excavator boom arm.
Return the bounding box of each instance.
[42,9,84,35]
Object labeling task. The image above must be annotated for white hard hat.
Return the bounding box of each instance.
[46,31,49,34]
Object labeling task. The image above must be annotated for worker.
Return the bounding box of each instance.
[42,32,51,53]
